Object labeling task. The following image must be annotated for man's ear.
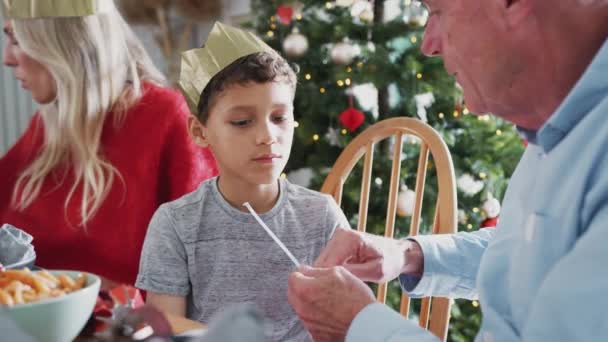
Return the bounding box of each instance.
[502,0,534,27]
[188,116,209,148]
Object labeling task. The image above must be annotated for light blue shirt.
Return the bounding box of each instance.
[347,38,608,342]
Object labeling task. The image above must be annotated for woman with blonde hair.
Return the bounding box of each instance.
[0,1,217,288]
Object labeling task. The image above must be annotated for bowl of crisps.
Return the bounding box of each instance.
[0,269,101,342]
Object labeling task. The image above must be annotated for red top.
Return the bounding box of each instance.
[0,83,217,285]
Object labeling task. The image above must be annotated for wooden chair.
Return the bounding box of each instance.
[321,117,457,341]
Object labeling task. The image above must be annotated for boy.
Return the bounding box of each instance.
[136,22,349,342]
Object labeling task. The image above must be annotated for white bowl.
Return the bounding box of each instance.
[3,270,101,342]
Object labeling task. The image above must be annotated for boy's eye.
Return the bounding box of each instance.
[230,119,252,127]
[272,115,289,123]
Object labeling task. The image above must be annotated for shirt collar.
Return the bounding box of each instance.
[516,126,538,145]
[524,38,608,153]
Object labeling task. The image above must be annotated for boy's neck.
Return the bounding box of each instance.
[216,176,281,214]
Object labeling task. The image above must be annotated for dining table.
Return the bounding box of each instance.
[165,312,206,335]
[74,311,206,341]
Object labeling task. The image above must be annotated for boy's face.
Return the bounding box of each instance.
[190,81,295,186]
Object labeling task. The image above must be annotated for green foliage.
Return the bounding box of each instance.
[249,1,525,340]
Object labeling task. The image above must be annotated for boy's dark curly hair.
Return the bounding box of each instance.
[196,51,297,124]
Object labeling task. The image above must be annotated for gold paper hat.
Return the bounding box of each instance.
[1,0,115,19]
[179,21,276,115]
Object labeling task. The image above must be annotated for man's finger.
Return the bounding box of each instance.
[314,229,357,267]
[298,266,333,277]
[344,261,382,282]
[289,270,316,283]
[297,264,314,273]
[288,267,342,307]
[288,271,324,310]
[288,269,325,295]
[314,248,351,268]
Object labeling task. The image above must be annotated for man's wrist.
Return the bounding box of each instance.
[402,239,424,277]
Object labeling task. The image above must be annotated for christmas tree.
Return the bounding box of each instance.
[248,1,525,340]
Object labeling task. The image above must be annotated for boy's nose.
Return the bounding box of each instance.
[256,123,277,145]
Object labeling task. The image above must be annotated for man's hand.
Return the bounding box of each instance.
[288,266,376,342]
[314,228,424,283]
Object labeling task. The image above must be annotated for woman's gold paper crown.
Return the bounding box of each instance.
[1,0,115,19]
[179,22,276,115]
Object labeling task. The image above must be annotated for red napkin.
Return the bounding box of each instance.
[83,285,146,334]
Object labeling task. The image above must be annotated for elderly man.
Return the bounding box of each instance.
[287,0,608,341]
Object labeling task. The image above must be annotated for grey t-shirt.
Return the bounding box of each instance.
[136,177,349,342]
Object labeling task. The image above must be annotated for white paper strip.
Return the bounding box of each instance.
[243,202,300,267]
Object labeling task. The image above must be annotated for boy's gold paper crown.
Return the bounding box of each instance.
[1,0,115,19]
[179,22,276,115]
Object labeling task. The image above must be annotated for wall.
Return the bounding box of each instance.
[0,15,36,155]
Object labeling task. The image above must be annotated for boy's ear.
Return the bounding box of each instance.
[188,116,209,148]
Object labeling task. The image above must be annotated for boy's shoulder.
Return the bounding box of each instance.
[280,179,350,232]
[282,180,336,211]
[283,179,332,201]
[162,178,212,208]
[155,178,219,233]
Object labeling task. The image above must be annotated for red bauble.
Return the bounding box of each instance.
[277,5,294,25]
[481,216,499,228]
[339,107,365,132]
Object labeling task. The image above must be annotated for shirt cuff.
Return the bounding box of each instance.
[346,303,438,342]
[398,235,440,297]
[399,235,463,298]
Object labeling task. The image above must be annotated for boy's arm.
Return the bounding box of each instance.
[147,292,187,317]
[324,195,351,242]
[136,205,191,313]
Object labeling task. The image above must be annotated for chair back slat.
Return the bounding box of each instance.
[419,297,432,328]
[430,297,451,339]
[385,132,403,240]
[410,143,430,237]
[400,294,411,320]
[377,133,404,303]
[397,142,431,321]
[357,143,374,232]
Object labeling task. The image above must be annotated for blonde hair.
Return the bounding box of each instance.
[11,8,166,226]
